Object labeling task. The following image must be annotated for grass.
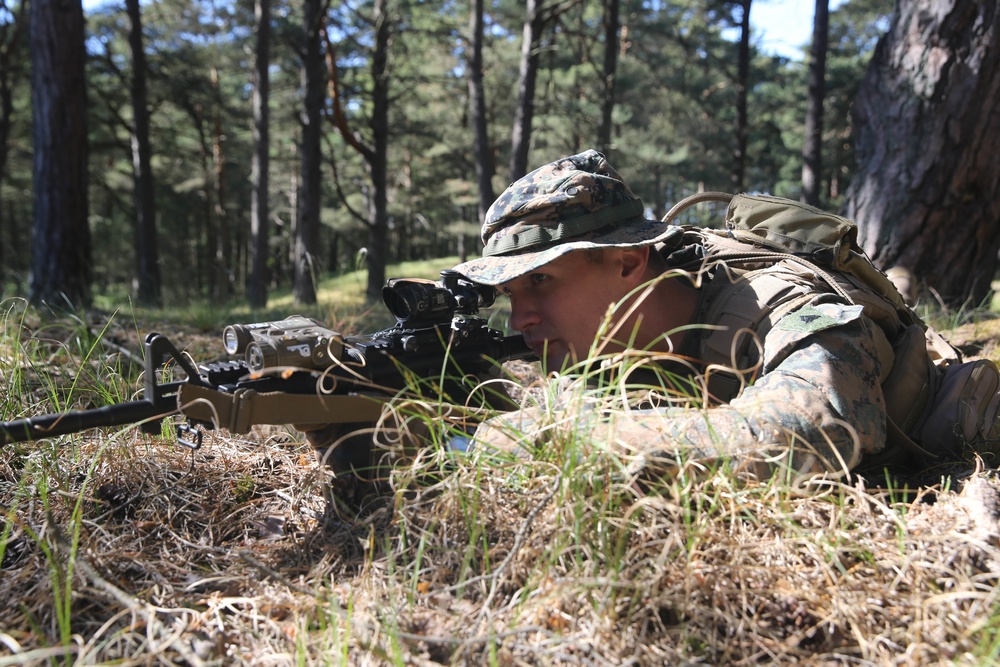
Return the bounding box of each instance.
[3,267,1000,664]
[85,258,463,348]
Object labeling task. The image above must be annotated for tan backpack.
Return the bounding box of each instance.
[662,192,1000,468]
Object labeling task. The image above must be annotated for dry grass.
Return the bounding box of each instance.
[4,308,1000,666]
[4,426,1000,666]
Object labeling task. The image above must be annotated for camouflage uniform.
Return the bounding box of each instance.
[603,297,887,478]
[453,149,889,479]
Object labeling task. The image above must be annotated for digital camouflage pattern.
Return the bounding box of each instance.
[634,287,888,479]
[458,150,888,479]
[474,293,885,482]
[458,150,997,481]
[452,149,680,286]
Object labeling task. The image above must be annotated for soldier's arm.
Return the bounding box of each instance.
[610,300,886,479]
[474,299,886,482]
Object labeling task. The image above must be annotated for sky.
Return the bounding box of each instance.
[752,0,846,61]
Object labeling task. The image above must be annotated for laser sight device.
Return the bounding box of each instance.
[223,316,341,372]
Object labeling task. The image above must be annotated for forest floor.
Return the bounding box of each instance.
[945,315,1000,360]
[3,311,1000,665]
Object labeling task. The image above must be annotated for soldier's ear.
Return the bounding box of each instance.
[620,246,649,284]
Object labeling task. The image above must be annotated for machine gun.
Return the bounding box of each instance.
[0,271,534,448]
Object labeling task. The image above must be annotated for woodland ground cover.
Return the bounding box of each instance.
[3,267,1000,666]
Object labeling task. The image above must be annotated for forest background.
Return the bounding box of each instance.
[4,2,1000,664]
[0,0,999,324]
[9,0,992,320]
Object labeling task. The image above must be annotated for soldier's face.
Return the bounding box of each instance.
[500,250,636,372]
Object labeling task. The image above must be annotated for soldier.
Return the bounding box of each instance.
[447,149,996,482]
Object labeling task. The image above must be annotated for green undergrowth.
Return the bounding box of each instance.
[87,256,463,335]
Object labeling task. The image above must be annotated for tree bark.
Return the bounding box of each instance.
[467,0,494,223]
[248,0,271,309]
[181,99,216,300]
[126,0,161,307]
[294,0,324,306]
[28,0,91,308]
[843,0,1000,307]
[801,0,828,207]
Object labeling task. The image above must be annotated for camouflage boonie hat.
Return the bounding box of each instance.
[452,149,680,285]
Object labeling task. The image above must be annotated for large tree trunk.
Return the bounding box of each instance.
[597,0,619,156]
[126,0,161,307]
[28,0,91,308]
[801,0,829,207]
[248,0,271,309]
[843,0,1000,307]
[294,0,324,306]
[731,0,750,193]
[467,0,494,223]
[364,0,391,304]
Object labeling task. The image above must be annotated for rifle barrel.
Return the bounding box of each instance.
[0,400,172,445]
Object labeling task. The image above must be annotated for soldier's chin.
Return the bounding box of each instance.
[540,344,573,374]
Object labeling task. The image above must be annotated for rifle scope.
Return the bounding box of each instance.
[382,270,496,324]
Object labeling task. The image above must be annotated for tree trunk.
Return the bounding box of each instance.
[730,0,751,193]
[843,0,1000,307]
[467,0,494,223]
[126,0,161,307]
[185,101,217,300]
[596,0,620,156]
[0,0,26,293]
[801,0,829,207]
[323,3,391,304]
[294,0,323,306]
[248,0,271,309]
[509,0,545,180]
[364,0,391,303]
[28,0,91,308]
[211,67,232,301]
[0,0,25,200]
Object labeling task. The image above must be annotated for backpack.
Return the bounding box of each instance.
[662,192,1000,469]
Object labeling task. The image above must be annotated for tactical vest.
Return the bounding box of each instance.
[661,193,1000,469]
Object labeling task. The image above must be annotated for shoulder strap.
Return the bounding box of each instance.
[694,254,818,403]
[178,383,387,434]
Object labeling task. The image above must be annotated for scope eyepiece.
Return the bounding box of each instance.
[439,270,496,311]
